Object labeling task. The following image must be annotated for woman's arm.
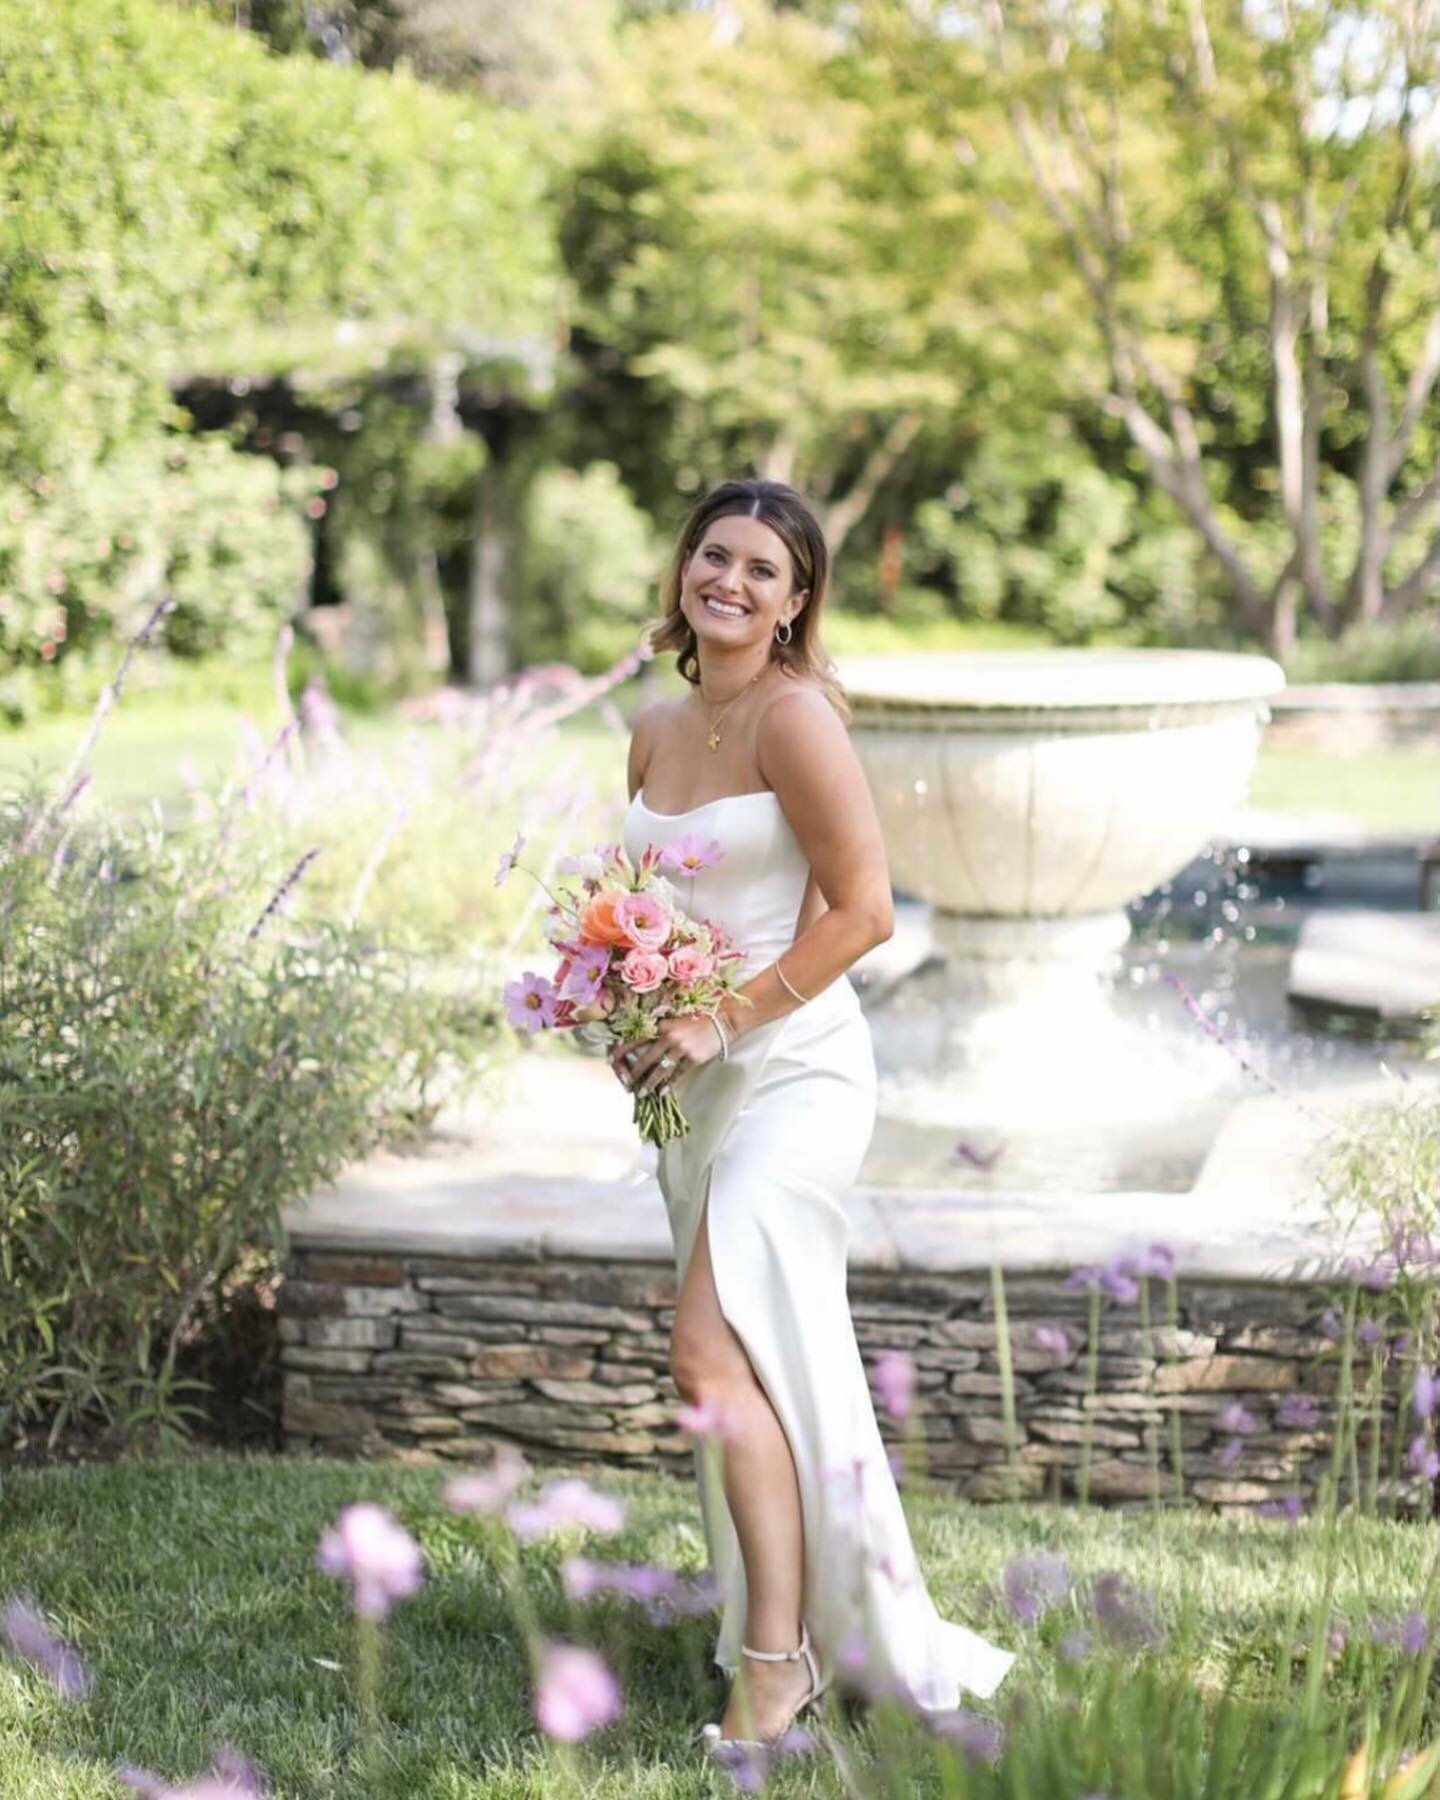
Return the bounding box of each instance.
[718,686,893,1043]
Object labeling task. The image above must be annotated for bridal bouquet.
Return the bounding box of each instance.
[498,832,748,1146]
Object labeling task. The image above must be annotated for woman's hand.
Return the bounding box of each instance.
[609,1012,727,1098]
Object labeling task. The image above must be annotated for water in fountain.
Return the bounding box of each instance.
[860,824,1429,1194]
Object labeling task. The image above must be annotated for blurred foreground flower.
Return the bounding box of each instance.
[677,1396,734,1440]
[1090,1572,1166,1651]
[1002,1552,1071,1625]
[930,1708,1004,1763]
[118,1747,266,1798]
[533,1640,623,1741]
[444,1443,530,1514]
[507,1477,626,1542]
[315,1503,424,1621]
[871,1349,916,1422]
[1,1594,92,1701]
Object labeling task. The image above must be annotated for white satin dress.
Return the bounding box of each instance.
[622,787,1015,1712]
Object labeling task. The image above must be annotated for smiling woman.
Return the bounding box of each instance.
[613,478,1014,1761]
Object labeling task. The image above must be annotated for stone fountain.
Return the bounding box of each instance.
[839,649,1288,1187]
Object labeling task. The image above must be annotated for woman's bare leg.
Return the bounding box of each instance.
[670,1196,815,1737]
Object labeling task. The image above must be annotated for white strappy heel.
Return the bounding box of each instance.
[699,1622,824,1755]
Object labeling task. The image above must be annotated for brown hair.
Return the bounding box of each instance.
[646,478,849,720]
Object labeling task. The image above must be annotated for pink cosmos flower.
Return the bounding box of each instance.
[533,1640,623,1742]
[558,943,610,1006]
[659,834,723,875]
[504,971,559,1033]
[667,945,715,985]
[618,948,668,992]
[615,891,671,950]
[444,1443,530,1515]
[315,1502,424,1621]
[505,1477,626,1543]
[1,1595,92,1701]
[872,1349,916,1422]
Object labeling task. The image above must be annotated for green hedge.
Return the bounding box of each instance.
[0,0,557,477]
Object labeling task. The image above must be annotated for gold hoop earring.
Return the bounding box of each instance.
[774,619,793,648]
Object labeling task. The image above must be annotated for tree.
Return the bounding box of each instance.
[557,0,1005,559]
[863,0,1440,655]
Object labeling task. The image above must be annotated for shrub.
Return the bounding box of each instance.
[514,463,660,674]
[0,436,323,721]
[1284,614,1440,685]
[0,783,498,1448]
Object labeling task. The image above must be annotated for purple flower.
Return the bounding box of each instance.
[1100,1262,1139,1303]
[444,1443,530,1515]
[1033,1322,1072,1359]
[1131,1243,1177,1282]
[1090,1573,1166,1651]
[1,1595,92,1701]
[1356,1319,1384,1351]
[119,1748,267,1797]
[1405,1436,1440,1480]
[1318,1308,1342,1342]
[503,971,559,1033]
[1215,1437,1244,1470]
[871,1349,916,1422]
[1371,1612,1431,1654]
[558,942,610,1007]
[887,1448,905,1483]
[1002,1552,1071,1625]
[1057,1628,1093,1662]
[533,1640,623,1741]
[1277,1393,1320,1430]
[929,1709,1005,1763]
[1216,1401,1258,1436]
[1413,1367,1438,1420]
[1255,1494,1305,1522]
[506,1477,626,1543]
[658,833,723,875]
[315,1503,424,1622]
[1064,1265,1104,1295]
[493,831,526,886]
[1356,1256,1395,1291]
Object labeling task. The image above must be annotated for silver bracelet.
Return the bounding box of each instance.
[706,1012,731,1062]
[774,957,810,1005]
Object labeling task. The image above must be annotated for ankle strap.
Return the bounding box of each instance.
[740,1623,810,1662]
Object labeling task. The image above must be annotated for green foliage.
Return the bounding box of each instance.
[0,436,323,722]
[0,0,556,479]
[1284,615,1440,686]
[514,463,660,672]
[907,429,1215,645]
[0,778,503,1448]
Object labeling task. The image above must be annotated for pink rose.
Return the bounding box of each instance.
[619,948,668,992]
[667,945,715,985]
[614,892,671,951]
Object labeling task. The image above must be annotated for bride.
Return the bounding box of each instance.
[611,478,1015,1754]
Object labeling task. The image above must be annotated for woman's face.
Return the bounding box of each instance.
[679,513,807,654]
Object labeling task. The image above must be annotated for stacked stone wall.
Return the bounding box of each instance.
[279,1247,1408,1513]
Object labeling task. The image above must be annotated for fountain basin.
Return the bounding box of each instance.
[840,649,1286,923]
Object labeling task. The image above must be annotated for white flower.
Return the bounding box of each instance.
[543,911,570,943]
[643,873,678,909]
[578,852,605,883]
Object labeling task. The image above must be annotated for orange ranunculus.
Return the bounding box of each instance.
[579,888,634,948]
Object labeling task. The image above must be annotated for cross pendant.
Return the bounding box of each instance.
[706,730,721,751]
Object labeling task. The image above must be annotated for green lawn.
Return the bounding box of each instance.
[3,686,1434,835]
[0,1455,1435,1797]
[1246,744,1437,834]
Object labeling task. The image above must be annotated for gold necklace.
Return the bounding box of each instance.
[700,667,765,752]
